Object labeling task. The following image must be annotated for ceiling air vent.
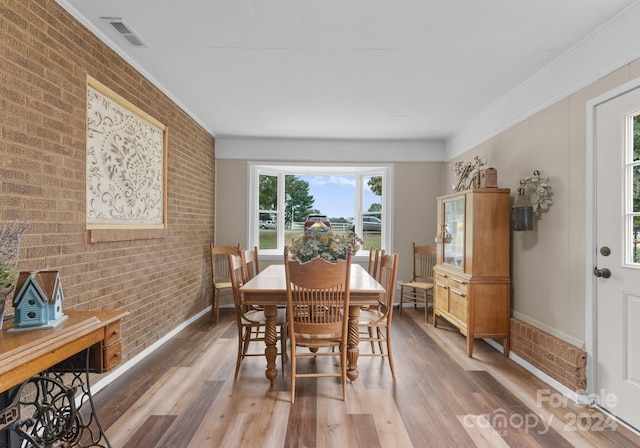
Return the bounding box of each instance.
[101,17,147,48]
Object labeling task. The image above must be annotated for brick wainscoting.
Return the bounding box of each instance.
[510,319,587,392]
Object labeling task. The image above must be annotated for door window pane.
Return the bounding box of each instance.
[627,114,640,264]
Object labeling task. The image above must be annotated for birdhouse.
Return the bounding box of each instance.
[11,270,66,329]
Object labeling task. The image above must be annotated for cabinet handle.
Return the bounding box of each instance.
[435,281,449,288]
[435,272,447,279]
[450,287,467,297]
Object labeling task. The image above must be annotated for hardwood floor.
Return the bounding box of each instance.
[92,308,640,447]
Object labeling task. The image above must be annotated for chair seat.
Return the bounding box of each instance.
[400,280,433,290]
[293,336,342,348]
[241,307,286,325]
[215,281,233,289]
[358,309,387,325]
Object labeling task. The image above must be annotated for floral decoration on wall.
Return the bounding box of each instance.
[86,78,167,228]
[518,170,553,216]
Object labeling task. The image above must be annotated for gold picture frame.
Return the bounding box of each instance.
[86,76,167,230]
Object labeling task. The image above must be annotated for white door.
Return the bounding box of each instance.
[595,87,640,430]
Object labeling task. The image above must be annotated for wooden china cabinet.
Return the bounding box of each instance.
[433,187,511,357]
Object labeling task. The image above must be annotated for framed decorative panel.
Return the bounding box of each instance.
[86,76,167,230]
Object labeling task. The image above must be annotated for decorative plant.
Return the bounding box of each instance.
[288,229,362,263]
[449,156,486,191]
[517,171,553,216]
[0,221,29,296]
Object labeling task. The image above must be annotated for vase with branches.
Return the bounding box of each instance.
[0,221,29,328]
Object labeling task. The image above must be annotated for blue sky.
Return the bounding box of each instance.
[299,175,378,220]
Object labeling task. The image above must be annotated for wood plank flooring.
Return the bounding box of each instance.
[92,308,640,447]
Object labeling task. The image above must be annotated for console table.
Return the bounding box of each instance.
[0,310,127,447]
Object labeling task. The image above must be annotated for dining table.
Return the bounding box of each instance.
[240,263,385,382]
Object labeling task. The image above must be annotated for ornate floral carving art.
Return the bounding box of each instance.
[86,79,166,228]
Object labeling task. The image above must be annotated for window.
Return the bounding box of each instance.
[628,114,640,263]
[248,163,393,259]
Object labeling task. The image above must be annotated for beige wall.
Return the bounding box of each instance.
[445,58,640,348]
[215,159,443,284]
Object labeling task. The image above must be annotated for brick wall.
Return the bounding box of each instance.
[510,319,587,392]
[1,0,215,361]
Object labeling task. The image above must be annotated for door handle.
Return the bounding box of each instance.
[593,267,611,279]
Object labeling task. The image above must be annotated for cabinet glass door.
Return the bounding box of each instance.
[443,196,465,269]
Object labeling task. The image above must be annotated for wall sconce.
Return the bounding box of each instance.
[512,170,553,231]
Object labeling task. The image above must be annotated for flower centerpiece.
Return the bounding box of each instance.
[0,221,29,329]
[288,229,363,263]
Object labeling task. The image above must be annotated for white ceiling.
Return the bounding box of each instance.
[58,0,638,147]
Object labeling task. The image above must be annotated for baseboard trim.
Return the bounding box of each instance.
[90,306,212,396]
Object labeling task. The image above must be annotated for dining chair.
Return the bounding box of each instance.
[240,246,282,340]
[210,244,241,323]
[367,248,382,278]
[399,243,436,321]
[240,246,262,312]
[241,246,260,282]
[284,247,352,403]
[228,253,287,379]
[364,249,384,305]
[358,252,399,377]
[361,248,384,346]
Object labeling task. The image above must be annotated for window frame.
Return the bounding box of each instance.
[626,113,640,265]
[247,162,393,260]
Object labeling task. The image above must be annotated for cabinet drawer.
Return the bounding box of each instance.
[434,282,449,309]
[449,288,468,322]
[434,270,448,281]
[447,275,468,294]
[103,341,122,370]
[104,321,121,346]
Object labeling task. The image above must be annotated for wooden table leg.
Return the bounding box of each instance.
[263,305,278,382]
[347,305,361,382]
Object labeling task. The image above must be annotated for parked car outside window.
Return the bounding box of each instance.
[260,220,276,229]
[348,216,381,233]
[304,214,331,232]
